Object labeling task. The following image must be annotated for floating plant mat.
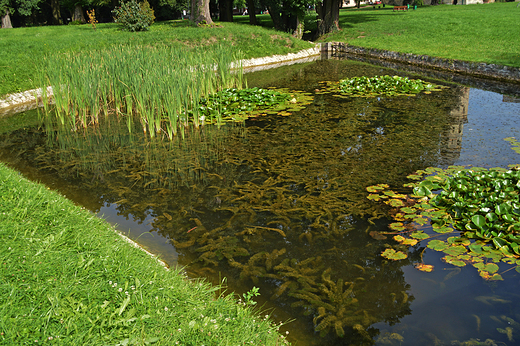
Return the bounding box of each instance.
[366,150,520,280]
[317,75,446,98]
[0,78,467,344]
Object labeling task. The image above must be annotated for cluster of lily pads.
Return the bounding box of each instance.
[367,139,520,280]
[196,87,312,123]
[319,75,445,98]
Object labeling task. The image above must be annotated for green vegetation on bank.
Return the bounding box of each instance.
[0,162,289,345]
[0,20,314,97]
[320,2,520,68]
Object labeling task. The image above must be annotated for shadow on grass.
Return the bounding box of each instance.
[338,7,402,29]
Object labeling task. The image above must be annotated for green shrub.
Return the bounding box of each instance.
[112,0,155,32]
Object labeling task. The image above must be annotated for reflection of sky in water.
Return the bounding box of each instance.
[455,89,520,168]
[372,88,520,346]
[98,202,179,265]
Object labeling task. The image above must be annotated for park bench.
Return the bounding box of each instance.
[393,5,408,11]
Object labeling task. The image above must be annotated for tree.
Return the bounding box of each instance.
[191,0,212,23]
[262,0,308,38]
[218,0,232,21]
[246,0,256,24]
[1,0,46,27]
[1,8,13,27]
[315,0,340,37]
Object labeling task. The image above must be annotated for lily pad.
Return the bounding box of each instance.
[381,248,407,261]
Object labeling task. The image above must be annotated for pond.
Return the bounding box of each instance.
[1,57,520,346]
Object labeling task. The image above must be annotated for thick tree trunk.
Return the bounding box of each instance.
[2,9,13,28]
[315,0,340,38]
[191,0,213,24]
[218,0,233,22]
[50,0,62,24]
[72,4,86,23]
[267,5,285,31]
[246,0,256,25]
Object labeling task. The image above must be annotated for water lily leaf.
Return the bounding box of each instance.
[471,215,486,229]
[401,207,416,214]
[444,257,466,267]
[381,248,407,260]
[386,199,404,207]
[486,212,499,222]
[415,263,434,272]
[394,235,418,246]
[431,225,453,234]
[413,186,432,197]
[410,231,429,240]
[389,222,405,231]
[489,273,503,280]
[367,194,384,201]
[484,263,499,273]
[443,245,467,256]
[468,243,484,254]
[496,203,511,215]
[366,184,389,192]
[427,240,449,251]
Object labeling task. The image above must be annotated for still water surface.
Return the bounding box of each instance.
[1,58,520,345]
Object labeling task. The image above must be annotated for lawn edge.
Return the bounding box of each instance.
[325,42,520,84]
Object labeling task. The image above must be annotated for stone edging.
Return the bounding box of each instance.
[0,46,321,118]
[326,42,520,84]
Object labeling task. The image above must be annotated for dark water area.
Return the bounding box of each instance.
[1,58,520,345]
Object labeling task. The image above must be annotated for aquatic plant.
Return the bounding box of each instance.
[318,75,445,97]
[367,138,520,279]
[197,87,311,123]
[39,44,244,140]
[5,64,464,341]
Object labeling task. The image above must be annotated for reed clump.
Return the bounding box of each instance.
[39,44,244,140]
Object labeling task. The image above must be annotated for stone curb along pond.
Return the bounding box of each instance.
[2,42,519,116]
[325,42,520,84]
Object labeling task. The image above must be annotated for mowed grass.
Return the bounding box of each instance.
[0,20,314,97]
[0,162,290,345]
[319,2,520,67]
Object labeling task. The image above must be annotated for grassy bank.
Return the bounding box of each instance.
[0,20,314,98]
[321,2,520,68]
[234,2,520,68]
[0,162,289,345]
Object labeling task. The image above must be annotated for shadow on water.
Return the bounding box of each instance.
[1,58,520,345]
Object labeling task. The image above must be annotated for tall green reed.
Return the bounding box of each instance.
[38,44,244,140]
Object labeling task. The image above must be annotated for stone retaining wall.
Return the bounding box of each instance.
[327,42,520,84]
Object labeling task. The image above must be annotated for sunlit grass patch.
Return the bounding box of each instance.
[0,162,290,345]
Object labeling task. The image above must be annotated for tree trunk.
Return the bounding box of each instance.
[315,0,340,38]
[50,0,62,24]
[219,0,234,22]
[292,15,303,39]
[191,0,213,24]
[246,0,257,25]
[267,4,285,31]
[72,4,86,23]
[2,9,13,28]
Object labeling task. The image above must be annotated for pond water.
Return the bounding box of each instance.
[1,58,520,346]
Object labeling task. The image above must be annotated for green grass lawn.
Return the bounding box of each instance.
[0,161,290,345]
[319,2,520,68]
[0,20,314,97]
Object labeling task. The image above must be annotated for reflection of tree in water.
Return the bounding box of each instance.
[0,62,466,344]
